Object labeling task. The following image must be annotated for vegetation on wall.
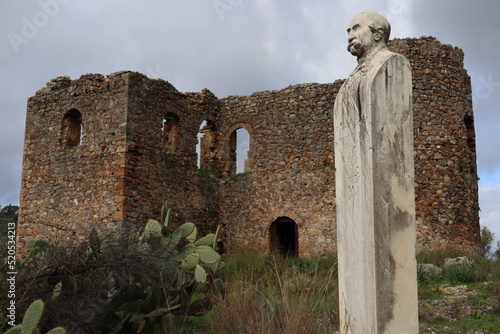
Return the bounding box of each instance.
[198,169,221,180]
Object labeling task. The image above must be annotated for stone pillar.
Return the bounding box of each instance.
[334,49,418,333]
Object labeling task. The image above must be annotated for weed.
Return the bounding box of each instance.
[229,171,252,181]
[417,264,443,284]
[442,264,477,285]
[431,315,448,324]
[198,169,222,180]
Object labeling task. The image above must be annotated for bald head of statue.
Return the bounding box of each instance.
[346,11,391,64]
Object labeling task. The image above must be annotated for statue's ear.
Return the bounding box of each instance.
[373,28,385,42]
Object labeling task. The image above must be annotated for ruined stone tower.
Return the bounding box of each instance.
[17,37,480,255]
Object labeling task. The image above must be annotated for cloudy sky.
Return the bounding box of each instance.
[1,0,499,243]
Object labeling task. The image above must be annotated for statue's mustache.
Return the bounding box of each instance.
[348,41,361,51]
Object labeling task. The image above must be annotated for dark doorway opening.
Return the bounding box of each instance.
[270,217,298,257]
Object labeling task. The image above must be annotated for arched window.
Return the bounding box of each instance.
[61,109,82,148]
[162,113,180,152]
[225,126,251,175]
[236,128,250,173]
[269,217,298,257]
[197,120,216,169]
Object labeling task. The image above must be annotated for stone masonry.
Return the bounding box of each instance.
[17,37,480,255]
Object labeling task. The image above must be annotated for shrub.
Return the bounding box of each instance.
[1,202,223,333]
[480,226,495,258]
[417,264,442,284]
[442,264,477,285]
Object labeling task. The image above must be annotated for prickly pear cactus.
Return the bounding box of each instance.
[135,202,225,291]
[182,253,200,270]
[4,326,21,334]
[142,219,162,240]
[4,300,66,334]
[112,204,224,333]
[21,299,44,334]
[195,233,216,247]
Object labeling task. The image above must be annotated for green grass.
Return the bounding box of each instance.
[416,247,500,334]
[418,285,446,300]
[428,314,500,334]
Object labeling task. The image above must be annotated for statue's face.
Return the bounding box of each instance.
[347,14,376,58]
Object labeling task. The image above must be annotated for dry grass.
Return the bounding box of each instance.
[207,252,339,334]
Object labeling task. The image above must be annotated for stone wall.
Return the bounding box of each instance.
[18,73,129,247]
[389,37,480,250]
[122,73,220,235]
[216,82,341,256]
[17,72,221,247]
[17,37,480,255]
[214,37,479,255]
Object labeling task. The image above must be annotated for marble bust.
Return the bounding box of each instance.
[333,11,418,334]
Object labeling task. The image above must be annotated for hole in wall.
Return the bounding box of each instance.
[464,114,475,150]
[236,128,249,173]
[197,120,216,169]
[61,109,83,148]
[197,121,207,168]
[162,113,179,152]
[269,217,298,257]
[226,127,250,175]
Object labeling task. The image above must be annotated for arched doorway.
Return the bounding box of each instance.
[269,217,298,257]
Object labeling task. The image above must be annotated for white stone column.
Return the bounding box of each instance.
[334,52,418,333]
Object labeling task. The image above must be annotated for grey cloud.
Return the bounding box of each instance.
[1,1,499,237]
